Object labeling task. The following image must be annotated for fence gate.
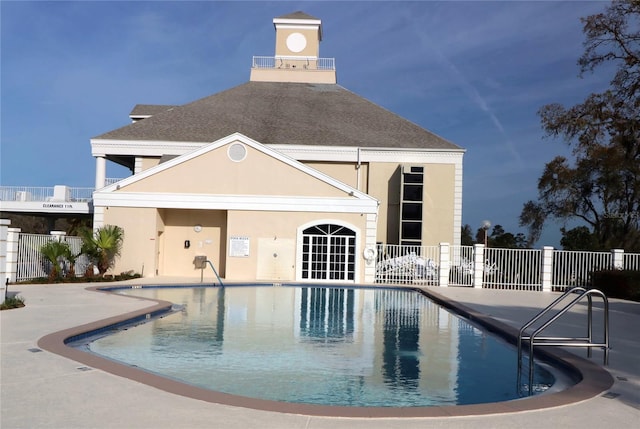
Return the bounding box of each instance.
[16,233,86,282]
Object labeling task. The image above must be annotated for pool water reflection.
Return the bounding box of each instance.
[87,286,556,407]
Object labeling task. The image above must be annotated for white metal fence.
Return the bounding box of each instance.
[484,248,542,291]
[8,230,640,288]
[374,243,640,290]
[375,244,440,285]
[552,250,611,291]
[449,245,474,286]
[251,56,336,70]
[624,252,640,270]
[16,233,89,282]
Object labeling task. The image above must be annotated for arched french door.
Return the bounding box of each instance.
[300,223,356,281]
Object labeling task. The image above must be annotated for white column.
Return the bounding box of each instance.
[363,213,378,284]
[611,249,624,270]
[541,246,554,292]
[438,242,450,287]
[6,228,20,284]
[95,156,106,189]
[0,219,10,287]
[473,244,485,288]
[134,157,143,174]
[92,206,105,230]
[1,221,20,286]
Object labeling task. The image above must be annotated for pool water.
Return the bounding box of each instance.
[86,286,557,407]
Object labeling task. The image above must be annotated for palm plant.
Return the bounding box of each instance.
[62,245,80,278]
[40,240,71,281]
[80,225,124,276]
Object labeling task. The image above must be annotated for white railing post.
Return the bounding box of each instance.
[541,246,554,292]
[611,249,624,270]
[473,244,485,288]
[439,242,450,287]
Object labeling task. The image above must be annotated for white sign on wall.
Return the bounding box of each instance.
[229,236,250,257]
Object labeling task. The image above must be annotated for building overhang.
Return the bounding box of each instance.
[93,192,378,215]
[91,138,465,164]
[0,200,92,215]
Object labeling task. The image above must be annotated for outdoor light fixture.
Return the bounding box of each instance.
[482,220,491,247]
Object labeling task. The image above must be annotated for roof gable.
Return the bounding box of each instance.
[99,133,375,202]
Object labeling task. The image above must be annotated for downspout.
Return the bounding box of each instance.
[356,147,361,191]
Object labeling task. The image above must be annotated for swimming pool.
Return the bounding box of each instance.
[76,285,564,408]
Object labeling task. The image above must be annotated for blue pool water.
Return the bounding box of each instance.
[84,285,559,407]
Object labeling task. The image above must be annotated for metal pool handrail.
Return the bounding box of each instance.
[206,260,224,286]
[517,287,609,395]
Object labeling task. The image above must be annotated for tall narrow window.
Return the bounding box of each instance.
[399,166,423,246]
[301,224,356,281]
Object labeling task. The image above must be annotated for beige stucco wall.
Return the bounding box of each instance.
[304,161,369,191]
[422,163,456,246]
[98,138,456,281]
[122,144,347,198]
[225,210,365,282]
[139,157,160,171]
[275,27,320,58]
[366,162,456,246]
[103,205,368,282]
[157,209,227,277]
[101,207,161,277]
[249,68,337,84]
[367,162,401,244]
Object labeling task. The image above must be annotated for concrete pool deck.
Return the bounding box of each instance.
[1,279,639,428]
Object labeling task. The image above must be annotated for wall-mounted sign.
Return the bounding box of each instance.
[229,236,250,257]
[42,203,75,209]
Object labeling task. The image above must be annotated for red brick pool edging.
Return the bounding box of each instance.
[37,284,614,418]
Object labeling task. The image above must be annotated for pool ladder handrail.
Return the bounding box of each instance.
[517,287,609,395]
[206,260,224,286]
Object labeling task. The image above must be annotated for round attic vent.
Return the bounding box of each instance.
[228,143,247,162]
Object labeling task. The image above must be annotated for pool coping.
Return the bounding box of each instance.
[37,284,614,418]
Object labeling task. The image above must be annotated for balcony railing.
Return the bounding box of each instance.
[0,186,94,202]
[252,56,336,71]
[0,179,125,203]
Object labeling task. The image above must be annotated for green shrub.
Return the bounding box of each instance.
[591,270,640,302]
[16,271,141,285]
[1,295,25,310]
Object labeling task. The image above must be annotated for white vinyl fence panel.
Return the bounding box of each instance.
[16,233,88,282]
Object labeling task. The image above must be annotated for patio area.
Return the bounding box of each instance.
[1,280,638,428]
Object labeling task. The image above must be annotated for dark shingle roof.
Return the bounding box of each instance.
[275,11,320,21]
[129,104,176,117]
[94,81,462,150]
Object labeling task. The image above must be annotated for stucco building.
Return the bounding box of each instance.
[90,12,464,283]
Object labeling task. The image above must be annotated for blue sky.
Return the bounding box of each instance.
[1,1,612,246]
